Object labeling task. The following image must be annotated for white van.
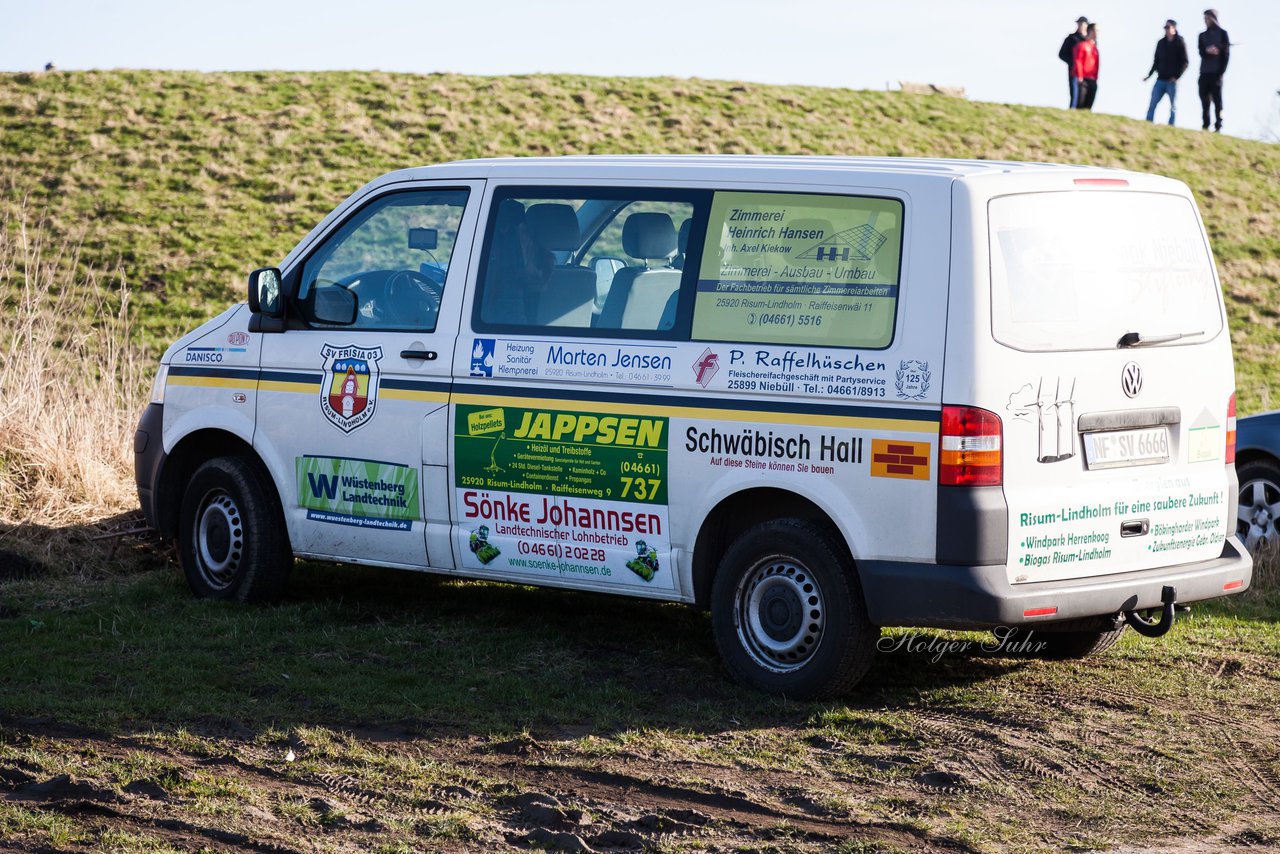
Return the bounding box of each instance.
[135,156,1251,698]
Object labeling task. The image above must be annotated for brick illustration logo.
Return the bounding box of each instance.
[870,439,931,480]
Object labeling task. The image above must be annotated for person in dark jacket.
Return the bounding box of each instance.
[1197,9,1230,131]
[1059,16,1090,107]
[1145,20,1189,125]
[1072,24,1100,111]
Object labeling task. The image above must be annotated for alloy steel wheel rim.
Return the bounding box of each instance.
[1238,477,1280,553]
[195,490,243,589]
[734,559,825,673]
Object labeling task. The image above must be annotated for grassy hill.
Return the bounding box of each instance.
[1,71,1279,854]
[2,69,1278,408]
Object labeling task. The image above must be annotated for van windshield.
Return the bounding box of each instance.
[989,192,1223,351]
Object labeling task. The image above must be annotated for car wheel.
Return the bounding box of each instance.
[1236,458,1280,555]
[179,456,292,602]
[711,518,876,699]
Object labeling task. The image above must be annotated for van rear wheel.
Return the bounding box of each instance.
[711,519,876,698]
[179,456,291,602]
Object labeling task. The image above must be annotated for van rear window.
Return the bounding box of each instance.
[691,191,904,349]
[989,192,1223,351]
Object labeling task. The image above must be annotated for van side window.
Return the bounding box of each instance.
[690,191,904,350]
[298,189,469,331]
[474,189,708,337]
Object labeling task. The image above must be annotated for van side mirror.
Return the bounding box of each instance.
[248,267,284,317]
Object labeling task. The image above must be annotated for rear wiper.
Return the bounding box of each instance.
[1117,330,1205,348]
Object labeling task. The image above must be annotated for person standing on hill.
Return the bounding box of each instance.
[1145,20,1189,125]
[1059,16,1090,107]
[1073,24,1100,111]
[1198,9,1230,131]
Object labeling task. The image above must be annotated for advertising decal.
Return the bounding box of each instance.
[297,455,419,531]
[455,404,674,589]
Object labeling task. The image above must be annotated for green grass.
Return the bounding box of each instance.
[2,69,1280,851]
[1,546,1278,851]
[0,559,737,731]
[2,70,1279,410]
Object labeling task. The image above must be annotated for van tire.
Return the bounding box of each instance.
[1001,623,1128,659]
[178,456,292,602]
[711,519,876,698]
[1236,458,1280,555]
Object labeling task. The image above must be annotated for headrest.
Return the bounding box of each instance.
[622,212,677,260]
[526,203,581,251]
[493,198,526,231]
[678,218,692,253]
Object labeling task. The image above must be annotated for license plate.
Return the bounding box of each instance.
[1083,426,1170,470]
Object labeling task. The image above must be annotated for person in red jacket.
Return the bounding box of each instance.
[1072,23,1100,110]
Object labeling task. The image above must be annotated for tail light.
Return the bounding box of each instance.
[1226,393,1236,464]
[940,405,1002,486]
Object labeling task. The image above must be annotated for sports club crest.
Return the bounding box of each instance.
[319,343,383,433]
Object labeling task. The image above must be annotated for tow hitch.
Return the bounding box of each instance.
[1123,586,1178,638]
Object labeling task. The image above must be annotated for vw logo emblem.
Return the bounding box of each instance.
[1121,362,1143,398]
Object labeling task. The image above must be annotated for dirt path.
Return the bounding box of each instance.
[4,687,1280,854]
[1,722,952,852]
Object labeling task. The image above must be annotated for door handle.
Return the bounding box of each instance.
[400,350,438,361]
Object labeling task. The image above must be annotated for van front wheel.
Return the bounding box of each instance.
[179,456,292,602]
[711,519,876,698]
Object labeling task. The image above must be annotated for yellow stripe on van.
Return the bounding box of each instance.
[168,375,253,390]
[173,373,935,432]
[450,392,937,434]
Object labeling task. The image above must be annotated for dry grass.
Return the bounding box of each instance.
[1246,541,1280,602]
[0,207,144,527]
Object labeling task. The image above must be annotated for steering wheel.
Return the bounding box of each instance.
[384,269,444,326]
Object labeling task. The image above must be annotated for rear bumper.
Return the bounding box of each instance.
[860,536,1252,630]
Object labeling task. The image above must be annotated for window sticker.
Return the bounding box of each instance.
[692,192,903,348]
[454,404,673,589]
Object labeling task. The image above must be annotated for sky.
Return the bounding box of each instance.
[2,0,1277,142]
